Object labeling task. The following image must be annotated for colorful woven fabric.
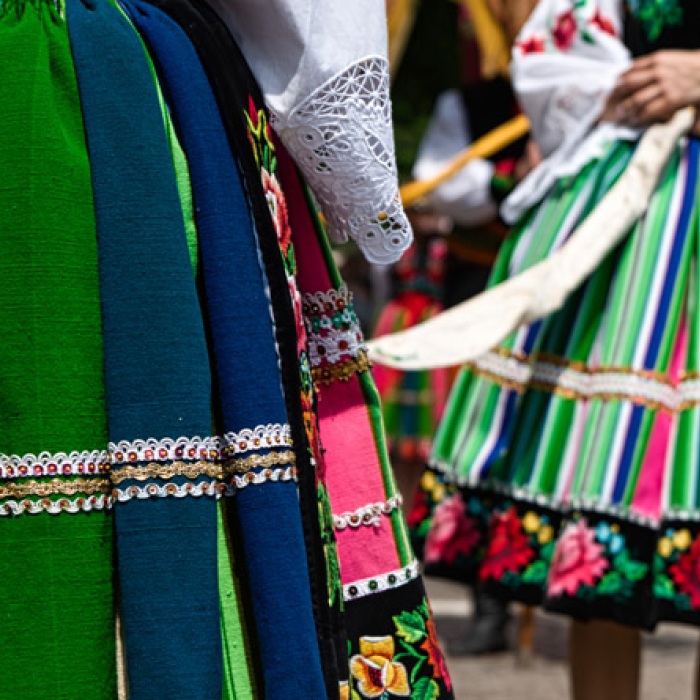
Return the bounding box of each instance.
[420,133,700,628]
[0,2,115,697]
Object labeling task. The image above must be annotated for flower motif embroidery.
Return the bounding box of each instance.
[551,9,577,51]
[421,618,452,693]
[261,168,292,254]
[424,493,480,565]
[669,536,700,609]
[516,33,546,54]
[480,507,534,581]
[590,8,616,35]
[547,519,608,597]
[350,636,410,698]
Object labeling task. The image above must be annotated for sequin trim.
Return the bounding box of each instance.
[0,450,109,480]
[471,349,700,412]
[334,495,403,530]
[343,560,421,601]
[0,494,111,517]
[113,481,222,502]
[312,350,372,386]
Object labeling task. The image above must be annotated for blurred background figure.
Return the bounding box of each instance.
[369,0,539,657]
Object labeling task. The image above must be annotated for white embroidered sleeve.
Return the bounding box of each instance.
[210,0,412,264]
[502,0,638,221]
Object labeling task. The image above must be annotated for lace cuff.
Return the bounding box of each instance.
[272,56,412,264]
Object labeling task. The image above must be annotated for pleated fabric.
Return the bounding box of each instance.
[418,136,700,630]
[274,148,455,698]
[66,0,222,695]
[120,0,329,696]
[0,1,115,697]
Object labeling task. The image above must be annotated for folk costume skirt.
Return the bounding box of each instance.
[417,136,700,630]
[0,0,454,697]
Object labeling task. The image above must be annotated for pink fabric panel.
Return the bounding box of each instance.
[631,319,688,519]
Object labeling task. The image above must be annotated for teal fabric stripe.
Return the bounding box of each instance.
[66,0,220,697]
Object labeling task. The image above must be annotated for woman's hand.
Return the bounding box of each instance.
[604,50,700,128]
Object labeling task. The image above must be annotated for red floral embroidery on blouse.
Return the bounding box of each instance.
[552,9,578,51]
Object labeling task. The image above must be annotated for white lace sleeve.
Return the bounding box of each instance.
[502,0,638,222]
[210,0,412,264]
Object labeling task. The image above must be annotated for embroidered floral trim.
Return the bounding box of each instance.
[344,560,421,600]
[334,495,403,530]
[0,494,111,517]
[110,461,223,484]
[273,57,412,264]
[113,481,221,502]
[312,351,372,386]
[0,450,109,480]
[627,0,683,42]
[308,327,365,367]
[0,478,111,499]
[302,285,354,319]
[470,349,700,413]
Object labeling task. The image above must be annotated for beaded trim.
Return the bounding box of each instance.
[0,494,111,517]
[312,350,372,386]
[0,478,111,499]
[343,559,421,601]
[110,424,292,465]
[0,450,108,480]
[113,481,221,502]
[471,349,700,413]
[334,495,403,530]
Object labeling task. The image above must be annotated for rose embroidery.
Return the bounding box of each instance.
[480,507,534,581]
[669,537,700,609]
[547,519,608,597]
[516,34,546,54]
[424,493,480,565]
[551,9,577,51]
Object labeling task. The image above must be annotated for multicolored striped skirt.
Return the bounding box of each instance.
[0,0,453,697]
[417,136,700,629]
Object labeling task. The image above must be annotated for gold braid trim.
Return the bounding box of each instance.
[313,350,371,386]
[110,461,224,484]
[0,478,112,499]
[226,450,295,475]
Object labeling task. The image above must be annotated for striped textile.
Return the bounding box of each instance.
[421,137,700,628]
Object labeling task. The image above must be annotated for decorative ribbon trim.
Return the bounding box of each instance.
[308,326,366,367]
[334,495,403,530]
[471,349,700,413]
[312,350,372,386]
[225,465,298,492]
[343,559,421,601]
[0,477,111,499]
[113,481,221,502]
[109,423,292,464]
[110,460,223,484]
[228,450,295,474]
[0,494,111,517]
[0,449,108,480]
[302,284,353,316]
[0,425,293,481]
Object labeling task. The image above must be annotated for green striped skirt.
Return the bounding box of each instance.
[417,136,700,629]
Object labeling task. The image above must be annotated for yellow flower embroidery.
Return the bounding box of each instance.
[432,483,446,502]
[658,537,673,558]
[350,636,410,698]
[339,681,350,700]
[421,471,436,491]
[523,511,540,533]
[538,524,554,545]
[673,529,691,552]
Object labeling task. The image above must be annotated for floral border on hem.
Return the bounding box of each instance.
[334,495,403,530]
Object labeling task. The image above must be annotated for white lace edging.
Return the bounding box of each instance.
[343,560,421,601]
[273,56,412,264]
[334,495,403,530]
